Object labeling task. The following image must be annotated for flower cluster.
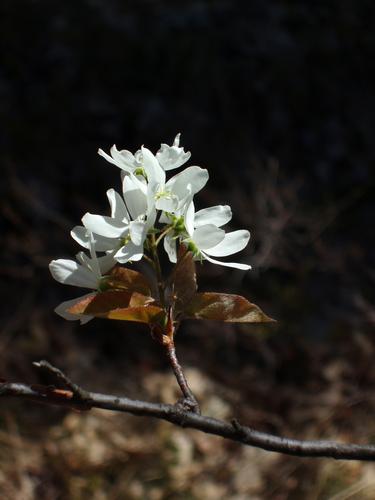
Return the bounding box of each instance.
[49,134,251,322]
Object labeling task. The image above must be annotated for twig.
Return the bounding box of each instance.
[32,360,91,401]
[2,363,375,461]
[164,342,200,414]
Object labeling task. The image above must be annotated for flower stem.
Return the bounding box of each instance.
[164,341,200,414]
[155,226,173,247]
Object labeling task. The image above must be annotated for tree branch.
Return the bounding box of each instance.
[1,362,375,461]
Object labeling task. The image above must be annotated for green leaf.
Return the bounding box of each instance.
[101,266,152,296]
[68,291,165,325]
[183,292,275,323]
[167,245,197,314]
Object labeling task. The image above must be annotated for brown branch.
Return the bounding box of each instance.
[164,342,200,414]
[1,362,375,461]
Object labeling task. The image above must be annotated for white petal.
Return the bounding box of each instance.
[142,147,165,189]
[202,252,251,271]
[107,189,129,221]
[98,146,137,173]
[164,233,177,263]
[193,225,225,250]
[49,259,98,289]
[173,133,181,147]
[110,145,138,171]
[185,201,195,237]
[71,226,91,249]
[98,148,121,168]
[146,205,157,230]
[194,205,232,228]
[82,213,127,238]
[129,220,147,246]
[114,242,144,263]
[87,233,101,279]
[55,294,94,324]
[97,252,117,274]
[155,196,179,212]
[205,230,250,257]
[166,166,208,200]
[71,226,119,252]
[123,174,148,219]
[156,134,191,171]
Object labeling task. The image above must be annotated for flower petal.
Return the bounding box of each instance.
[55,294,94,324]
[110,145,138,171]
[142,146,165,189]
[107,189,129,221]
[82,213,127,238]
[155,196,179,212]
[184,201,195,236]
[193,224,225,250]
[98,146,137,172]
[204,230,250,257]
[123,174,148,219]
[71,226,119,252]
[166,166,209,200]
[129,220,147,246]
[202,252,251,271]
[97,252,117,274]
[114,242,144,263]
[164,233,177,263]
[49,259,98,289]
[194,205,232,228]
[156,133,191,171]
[98,148,120,167]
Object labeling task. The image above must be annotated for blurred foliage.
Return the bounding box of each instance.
[1,0,375,498]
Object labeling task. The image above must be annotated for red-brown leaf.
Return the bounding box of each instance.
[167,245,197,314]
[69,291,152,314]
[184,292,275,323]
[102,266,152,296]
[68,290,165,325]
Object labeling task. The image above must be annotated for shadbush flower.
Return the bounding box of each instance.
[49,233,116,323]
[77,180,154,263]
[98,133,190,175]
[163,201,251,270]
[156,133,191,170]
[142,147,208,213]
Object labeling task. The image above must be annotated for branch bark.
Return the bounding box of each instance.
[1,361,375,461]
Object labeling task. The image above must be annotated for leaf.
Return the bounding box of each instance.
[183,292,275,323]
[68,291,165,325]
[167,245,197,314]
[69,290,151,313]
[103,305,166,324]
[67,290,165,325]
[101,266,152,296]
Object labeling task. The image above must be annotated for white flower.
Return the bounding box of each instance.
[79,183,154,264]
[156,133,191,171]
[98,145,143,175]
[49,234,116,323]
[99,133,190,175]
[142,147,209,213]
[164,201,251,270]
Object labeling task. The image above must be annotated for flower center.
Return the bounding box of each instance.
[155,189,175,201]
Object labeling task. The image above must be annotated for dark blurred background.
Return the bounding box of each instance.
[1,1,375,498]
